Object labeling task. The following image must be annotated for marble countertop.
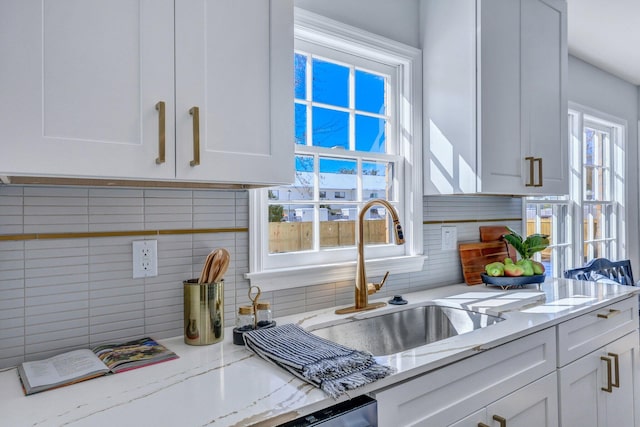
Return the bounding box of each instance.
[0,278,638,427]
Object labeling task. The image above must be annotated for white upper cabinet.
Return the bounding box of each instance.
[174,0,293,184]
[0,0,293,186]
[422,0,568,195]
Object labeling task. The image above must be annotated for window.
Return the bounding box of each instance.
[526,104,626,277]
[578,115,624,262]
[247,9,423,290]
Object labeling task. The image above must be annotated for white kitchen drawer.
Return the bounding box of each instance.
[557,296,638,367]
[373,327,556,426]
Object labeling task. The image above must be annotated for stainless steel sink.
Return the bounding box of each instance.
[309,304,504,356]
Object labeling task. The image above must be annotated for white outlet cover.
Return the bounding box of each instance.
[441,226,457,251]
[132,240,158,278]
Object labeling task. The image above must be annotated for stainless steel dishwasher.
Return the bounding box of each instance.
[278,395,377,426]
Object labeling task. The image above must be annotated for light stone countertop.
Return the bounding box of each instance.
[0,278,638,427]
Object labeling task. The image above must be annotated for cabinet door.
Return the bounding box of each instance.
[478,0,522,194]
[0,0,176,180]
[480,0,567,195]
[486,373,558,427]
[175,0,293,185]
[520,0,568,195]
[558,332,639,427]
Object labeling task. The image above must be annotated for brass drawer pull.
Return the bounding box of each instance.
[534,157,543,187]
[597,309,621,319]
[493,415,507,427]
[526,156,535,186]
[608,352,620,388]
[155,101,166,165]
[189,106,200,167]
[478,423,490,427]
[601,355,613,392]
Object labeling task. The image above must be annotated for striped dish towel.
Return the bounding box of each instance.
[243,323,393,398]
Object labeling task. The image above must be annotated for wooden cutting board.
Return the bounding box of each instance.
[479,225,511,242]
[458,241,512,285]
[480,225,518,258]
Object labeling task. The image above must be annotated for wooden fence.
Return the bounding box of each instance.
[271,218,597,256]
[269,220,388,253]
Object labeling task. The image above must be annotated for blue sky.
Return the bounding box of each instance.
[294,53,387,174]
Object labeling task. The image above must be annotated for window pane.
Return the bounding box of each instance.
[525,201,570,278]
[320,205,356,247]
[312,107,349,149]
[294,53,307,100]
[356,115,386,153]
[583,166,597,200]
[268,204,314,254]
[584,127,610,167]
[363,161,392,201]
[319,157,356,202]
[295,103,307,146]
[355,70,385,114]
[312,59,348,107]
[363,214,392,245]
[583,204,611,240]
[293,155,314,200]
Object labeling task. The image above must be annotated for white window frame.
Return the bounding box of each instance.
[525,104,627,276]
[246,8,424,291]
[568,103,626,266]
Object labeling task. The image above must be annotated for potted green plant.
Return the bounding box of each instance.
[501,226,549,276]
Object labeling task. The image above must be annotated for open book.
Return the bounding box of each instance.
[17,337,178,395]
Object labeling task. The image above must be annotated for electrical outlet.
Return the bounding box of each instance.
[132,240,158,278]
[441,226,457,251]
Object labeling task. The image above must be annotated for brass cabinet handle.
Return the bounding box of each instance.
[534,157,543,187]
[525,156,535,186]
[155,101,166,164]
[597,309,621,319]
[601,356,613,392]
[608,352,620,388]
[189,106,200,167]
[492,415,507,427]
[478,423,490,427]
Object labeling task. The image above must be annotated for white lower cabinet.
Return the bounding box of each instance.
[372,296,639,427]
[373,328,557,426]
[556,297,639,427]
[558,331,639,427]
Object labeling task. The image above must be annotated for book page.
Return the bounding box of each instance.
[21,349,108,388]
[93,337,178,373]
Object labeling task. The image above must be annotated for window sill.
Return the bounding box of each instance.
[245,255,426,292]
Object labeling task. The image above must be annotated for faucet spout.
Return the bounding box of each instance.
[335,199,404,315]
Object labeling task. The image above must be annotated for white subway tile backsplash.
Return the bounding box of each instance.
[0,186,521,369]
[23,187,88,198]
[23,307,87,326]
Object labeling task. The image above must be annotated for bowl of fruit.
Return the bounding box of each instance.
[481,227,548,289]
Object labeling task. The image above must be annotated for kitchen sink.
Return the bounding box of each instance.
[309,304,504,356]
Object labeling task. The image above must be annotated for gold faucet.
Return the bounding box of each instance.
[335,199,405,315]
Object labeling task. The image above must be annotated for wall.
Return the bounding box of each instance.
[294,0,420,48]
[567,55,640,275]
[0,185,520,368]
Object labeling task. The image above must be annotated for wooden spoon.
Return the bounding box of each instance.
[198,251,215,284]
[211,248,230,283]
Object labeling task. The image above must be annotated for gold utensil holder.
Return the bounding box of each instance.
[183,279,224,346]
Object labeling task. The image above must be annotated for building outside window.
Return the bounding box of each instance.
[247,10,423,290]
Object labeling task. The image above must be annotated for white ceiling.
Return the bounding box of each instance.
[567,0,640,86]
